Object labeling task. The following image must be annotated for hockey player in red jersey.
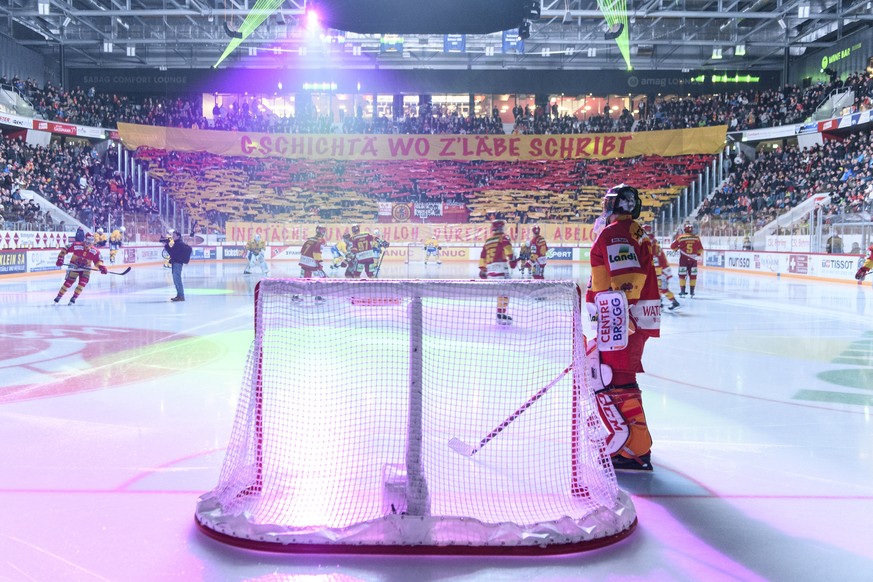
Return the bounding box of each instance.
[670,223,705,297]
[529,225,549,280]
[294,225,328,302]
[856,244,873,282]
[54,231,107,305]
[643,224,680,311]
[348,224,387,278]
[587,184,661,471]
[479,219,517,325]
[299,226,328,279]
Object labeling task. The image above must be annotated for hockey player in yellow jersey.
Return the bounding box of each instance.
[108,228,123,264]
[93,228,108,248]
[423,236,441,265]
[244,234,269,275]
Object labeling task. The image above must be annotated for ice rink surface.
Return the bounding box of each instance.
[1,258,872,581]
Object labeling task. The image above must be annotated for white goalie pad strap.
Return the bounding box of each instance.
[299,255,319,268]
[594,290,629,352]
[585,340,613,391]
[356,250,376,261]
[596,391,630,457]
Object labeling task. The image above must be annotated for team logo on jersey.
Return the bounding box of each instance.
[606,243,640,270]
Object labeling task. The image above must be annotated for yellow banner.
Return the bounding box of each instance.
[119,123,726,161]
[227,222,597,245]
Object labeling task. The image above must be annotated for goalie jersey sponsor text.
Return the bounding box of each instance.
[606,242,640,270]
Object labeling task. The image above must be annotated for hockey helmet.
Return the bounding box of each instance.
[603,184,642,219]
[97,227,104,234]
[532,225,541,236]
[84,232,94,244]
[374,229,381,237]
[254,233,261,241]
[684,223,694,233]
[343,232,352,242]
[119,226,126,233]
[491,219,505,233]
[315,225,327,238]
[351,224,360,235]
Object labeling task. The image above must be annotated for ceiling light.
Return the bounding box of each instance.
[735,44,746,56]
[711,47,722,59]
[778,18,787,30]
[37,1,50,16]
[798,5,810,18]
[587,47,596,58]
[102,42,113,53]
[126,46,135,57]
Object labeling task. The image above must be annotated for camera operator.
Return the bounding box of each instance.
[164,230,192,302]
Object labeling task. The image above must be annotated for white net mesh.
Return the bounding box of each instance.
[196,279,636,552]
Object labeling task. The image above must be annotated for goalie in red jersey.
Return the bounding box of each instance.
[587,184,660,471]
[479,219,517,325]
[670,223,705,297]
[53,231,107,305]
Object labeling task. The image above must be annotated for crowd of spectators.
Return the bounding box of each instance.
[0,135,157,232]
[698,128,873,231]
[3,68,873,236]
[4,69,873,136]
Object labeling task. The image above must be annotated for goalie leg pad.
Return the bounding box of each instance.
[595,383,652,459]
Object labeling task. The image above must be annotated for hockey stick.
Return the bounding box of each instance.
[373,248,387,278]
[63,263,131,276]
[448,365,572,457]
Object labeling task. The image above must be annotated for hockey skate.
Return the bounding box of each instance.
[668,299,681,311]
[53,296,61,304]
[496,313,513,325]
[678,290,687,297]
[68,297,77,305]
[612,452,653,472]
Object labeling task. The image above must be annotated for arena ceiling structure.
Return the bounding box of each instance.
[1,0,872,73]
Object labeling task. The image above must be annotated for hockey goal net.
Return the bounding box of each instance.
[195,279,636,554]
[403,242,435,263]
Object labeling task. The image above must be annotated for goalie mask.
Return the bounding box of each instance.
[603,184,642,220]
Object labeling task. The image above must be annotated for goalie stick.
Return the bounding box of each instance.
[63,264,131,276]
[448,365,572,457]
